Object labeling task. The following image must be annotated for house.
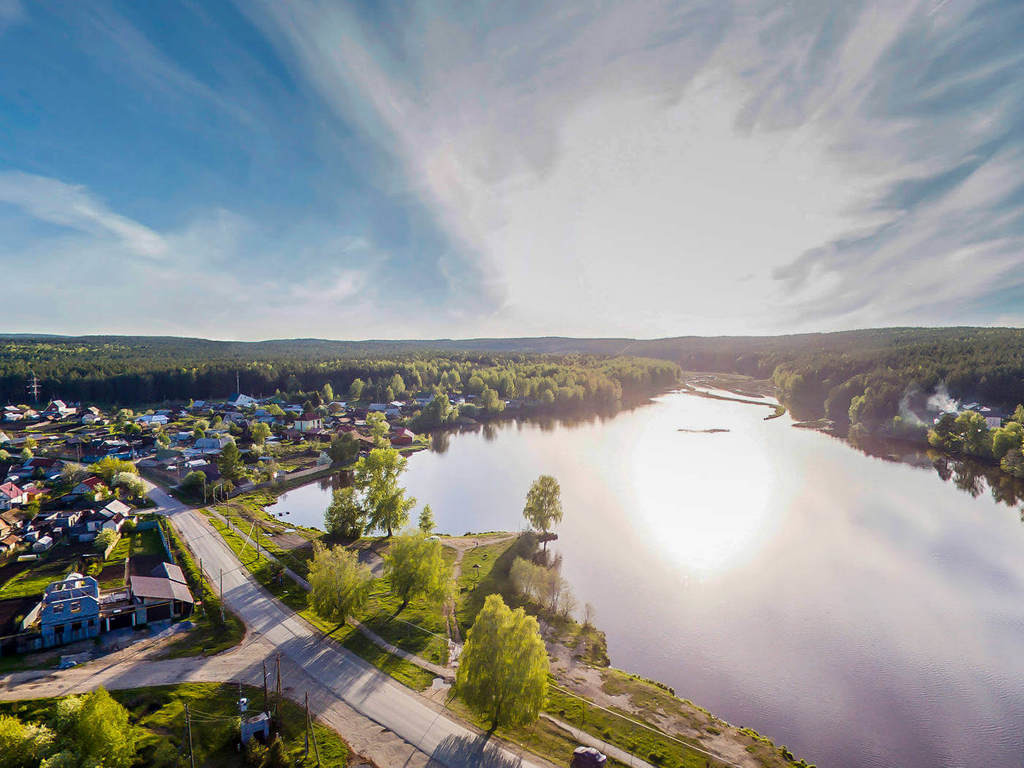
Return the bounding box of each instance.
[32,535,54,552]
[25,573,101,647]
[0,534,21,556]
[72,477,106,496]
[102,499,132,518]
[194,437,233,454]
[135,414,169,426]
[80,406,103,425]
[228,393,258,408]
[128,562,194,623]
[294,413,323,432]
[41,400,77,419]
[0,430,10,445]
[390,428,416,447]
[0,482,24,510]
[20,483,44,503]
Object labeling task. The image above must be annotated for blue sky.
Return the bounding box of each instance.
[1,0,1023,340]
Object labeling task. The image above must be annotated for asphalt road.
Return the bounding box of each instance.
[148,484,550,768]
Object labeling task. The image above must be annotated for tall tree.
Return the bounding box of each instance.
[523,475,563,547]
[307,543,373,628]
[384,533,450,609]
[324,487,365,539]
[349,378,365,400]
[68,688,137,768]
[354,448,416,536]
[328,432,360,466]
[216,440,246,483]
[456,594,548,730]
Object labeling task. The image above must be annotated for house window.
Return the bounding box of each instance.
[71,621,81,631]
[70,601,81,613]
[52,605,63,614]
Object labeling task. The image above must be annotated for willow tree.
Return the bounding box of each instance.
[354,448,416,537]
[523,474,563,547]
[384,533,450,609]
[307,543,373,629]
[456,594,548,731]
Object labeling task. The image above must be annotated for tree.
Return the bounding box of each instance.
[328,432,360,466]
[1002,448,1024,478]
[523,475,563,546]
[384,533,450,609]
[69,688,136,768]
[466,375,485,395]
[93,457,137,485]
[418,504,435,533]
[250,421,272,445]
[324,487,365,538]
[113,472,146,500]
[217,440,246,483]
[349,377,365,400]
[95,528,119,553]
[60,462,89,486]
[480,387,504,413]
[266,403,285,418]
[307,543,373,627]
[366,412,390,447]
[354,448,416,537]
[322,382,335,403]
[20,447,32,461]
[992,421,1024,460]
[180,471,207,498]
[455,594,548,730]
[0,713,56,768]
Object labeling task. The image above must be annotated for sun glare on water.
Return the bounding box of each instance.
[627,401,779,578]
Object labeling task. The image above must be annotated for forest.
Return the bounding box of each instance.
[627,327,1024,434]
[0,335,679,410]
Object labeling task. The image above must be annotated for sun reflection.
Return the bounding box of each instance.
[628,411,778,578]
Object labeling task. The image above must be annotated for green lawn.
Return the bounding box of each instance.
[203,513,436,690]
[0,551,79,600]
[0,682,352,767]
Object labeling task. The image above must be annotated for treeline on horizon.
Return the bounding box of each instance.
[628,327,1024,435]
[0,335,679,409]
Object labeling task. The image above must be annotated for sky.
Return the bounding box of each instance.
[1,0,1023,341]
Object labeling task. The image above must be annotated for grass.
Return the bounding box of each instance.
[455,535,530,633]
[0,550,80,599]
[0,682,352,767]
[203,513,437,690]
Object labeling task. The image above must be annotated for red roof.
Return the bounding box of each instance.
[299,413,319,421]
[79,477,103,490]
[0,482,22,499]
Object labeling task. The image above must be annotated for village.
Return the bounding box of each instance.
[0,388,447,660]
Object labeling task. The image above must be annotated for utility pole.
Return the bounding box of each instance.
[26,372,40,403]
[309,702,321,767]
[262,660,269,713]
[275,652,282,712]
[304,692,310,758]
[184,703,196,768]
[219,568,224,621]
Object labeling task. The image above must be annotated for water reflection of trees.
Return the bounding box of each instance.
[848,431,1024,515]
[316,471,349,492]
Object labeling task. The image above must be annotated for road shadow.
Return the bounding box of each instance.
[427,733,524,768]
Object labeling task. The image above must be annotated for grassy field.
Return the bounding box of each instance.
[204,513,436,690]
[0,682,352,767]
[0,543,95,600]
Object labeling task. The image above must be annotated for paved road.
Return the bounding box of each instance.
[155,485,553,768]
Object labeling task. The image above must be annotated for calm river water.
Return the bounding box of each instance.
[274,391,1024,768]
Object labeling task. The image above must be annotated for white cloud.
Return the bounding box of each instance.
[0,172,167,259]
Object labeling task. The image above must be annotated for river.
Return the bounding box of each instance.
[273,390,1024,768]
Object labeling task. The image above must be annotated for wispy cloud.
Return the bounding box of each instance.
[0,172,167,259]
[3,1,1024,337]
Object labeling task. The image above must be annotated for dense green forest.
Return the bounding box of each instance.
[628,327,1024,434]
[0,335,679,409]
[4,328,1024,436]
